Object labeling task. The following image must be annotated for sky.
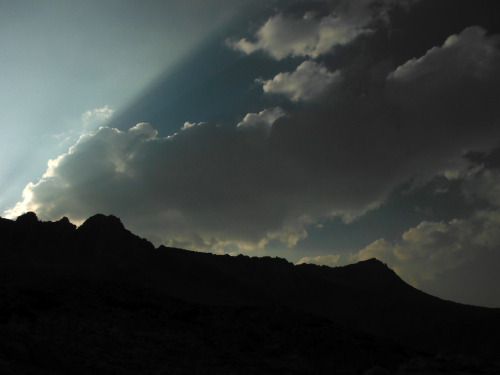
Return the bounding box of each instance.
[2,0,500,308]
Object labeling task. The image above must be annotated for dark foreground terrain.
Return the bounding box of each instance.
[1,212,499,374]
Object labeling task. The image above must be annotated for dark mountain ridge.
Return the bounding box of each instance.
[1,212,499,374]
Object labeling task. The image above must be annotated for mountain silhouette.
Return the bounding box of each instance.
[1,213,499,374]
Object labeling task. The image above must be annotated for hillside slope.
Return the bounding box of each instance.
[1,213,499,374]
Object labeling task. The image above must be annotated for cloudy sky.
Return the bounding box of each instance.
[2,0,500,307]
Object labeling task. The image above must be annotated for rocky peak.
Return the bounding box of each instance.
[15,211,38,225]
[74,214,154,263]
[56,216,75,227]
[77,214,125,236]
[355,257,389,269]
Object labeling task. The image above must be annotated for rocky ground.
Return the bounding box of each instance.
[1,279,499,375]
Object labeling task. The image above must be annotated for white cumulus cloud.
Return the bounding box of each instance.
[261,60,341,101]
[81,105,114,129]
[389,27,500,83]
[228,12,371,60]
[228,0,415,60]
[236,107,285,130]
[181,121,207,131]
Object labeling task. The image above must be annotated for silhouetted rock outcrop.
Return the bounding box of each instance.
[0,213,499,374]
[74,214,154,267]
[15,211,38,225]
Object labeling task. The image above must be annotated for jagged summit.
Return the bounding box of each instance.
[55,216,77,231]
[0,212,154,265]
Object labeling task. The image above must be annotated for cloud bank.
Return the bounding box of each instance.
[6,23,500,269]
